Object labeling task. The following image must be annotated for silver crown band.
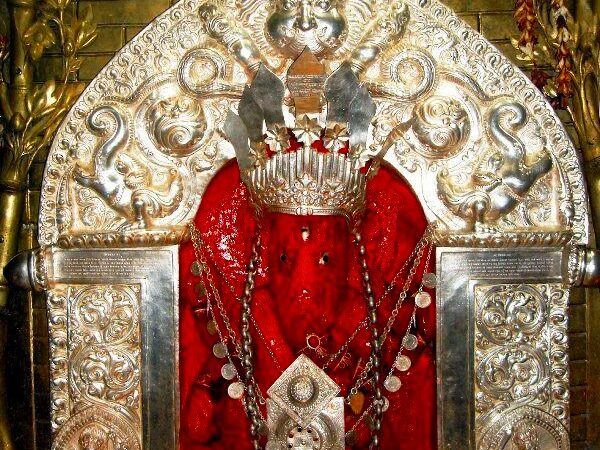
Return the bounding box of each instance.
[243,146,367,219]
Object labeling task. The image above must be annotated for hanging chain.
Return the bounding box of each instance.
[347,227,431,398]
[189,224,269,417]
[323,229,431,371]
[194,227,283,372]
[384,244,434,383]
[189,221,433,449]
[353,228,383,450]
[238,230,263,449]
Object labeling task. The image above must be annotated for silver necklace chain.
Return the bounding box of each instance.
[190,223,431,375]
[188,221,433,449]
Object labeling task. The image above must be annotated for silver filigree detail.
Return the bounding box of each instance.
[475,284,569,448]
[146,95,207,157]
[52,406,141,450]
[267,355,344,450]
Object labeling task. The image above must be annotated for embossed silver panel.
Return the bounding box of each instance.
[437,248,569,449]
[38,0,588,247]
[47,247,179,450]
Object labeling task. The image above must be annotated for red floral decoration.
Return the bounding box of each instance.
[514,0,575,110]
[551,0,574,109]
[515,0,538,58]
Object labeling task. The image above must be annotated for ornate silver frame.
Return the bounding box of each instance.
[5,0,598,448]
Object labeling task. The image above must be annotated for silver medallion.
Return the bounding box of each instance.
[206,320,217,335]
[422,272,437,288]
[384,375,402,393]
[221,363,237,380]
[213,342,227,358]
[415,291,432,308]
[228,381,245,399]
[345,430,358,446]
[395,355,412,371]
[266,355,345,450]
[381,396,390,412]
[195,282,207,296]
[403,333,418,351]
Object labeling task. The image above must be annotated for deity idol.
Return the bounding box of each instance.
[179,2,436,449]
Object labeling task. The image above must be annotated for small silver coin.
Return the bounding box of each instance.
[422,272,437,288]
[415,291,432,308]
[213,342,227,359]
[221,363,237,380]
[395,355,412,372]
[345,430,358,446]
[195,282,207,296]
[384,375,402,393]
[403,334,418,351]
[227,381,245,399]
[381,396,390,412]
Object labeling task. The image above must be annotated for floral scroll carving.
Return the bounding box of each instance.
[146,96,208,157]
[52,406,141,450]
[474,284,569,449]
[48,284,142,449]
[407,96,470,158]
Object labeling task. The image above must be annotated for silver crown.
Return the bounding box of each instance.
[223,58,376,219]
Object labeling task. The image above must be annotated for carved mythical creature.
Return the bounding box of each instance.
[437,103,553,231]
[74,106,183,228]
[266,0,349,57]
[77,426,109,450]
[511,421,540,450]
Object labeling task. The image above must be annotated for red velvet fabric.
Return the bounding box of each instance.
[179,160,436,449]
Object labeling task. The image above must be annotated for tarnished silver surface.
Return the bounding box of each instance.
[249,65,286,128]
[224,110,252,170]
[46,247,179,450]
[437,248,569,449]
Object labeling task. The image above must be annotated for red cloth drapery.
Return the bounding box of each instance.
[179,160,436,449]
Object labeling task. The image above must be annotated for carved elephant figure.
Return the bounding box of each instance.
[74,105,183,229]
[438,102,553,231]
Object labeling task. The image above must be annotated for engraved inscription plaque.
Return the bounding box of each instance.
[48,247,180,450]
[437,248,569,450]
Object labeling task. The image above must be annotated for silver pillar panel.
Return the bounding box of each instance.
[47,247,179,450]
[437,248,570,450]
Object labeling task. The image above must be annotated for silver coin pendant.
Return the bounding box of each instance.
[422,272,437,288]
[228,381,245,399]
[221,363,237,380]
[415,291,432,308]
[213,342,227,358]
[403,334,418,351]
[384,375,402,393]
[395,355,412,371]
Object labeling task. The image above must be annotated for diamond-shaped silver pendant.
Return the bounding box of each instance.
[266,355,345,450]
